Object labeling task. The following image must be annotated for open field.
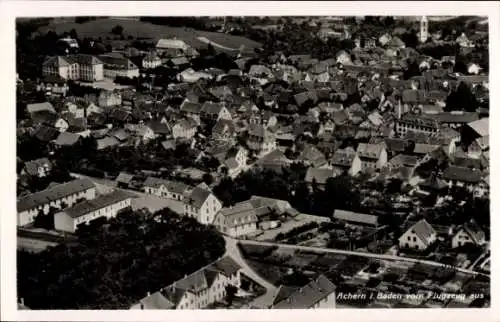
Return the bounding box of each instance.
[38,18,261,52]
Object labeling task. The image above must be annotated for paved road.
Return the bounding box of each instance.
[223,236,277,308]
[234,238,489,278]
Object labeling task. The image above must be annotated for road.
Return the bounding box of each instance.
[233,238,489,278]
[223,236,277,309]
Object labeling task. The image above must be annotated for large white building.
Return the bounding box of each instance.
[42,55,104,82]
[399,219,437,251]
[131,256,241,310]
[54,190,132,233]
[17,179,96,226]
[99,54,140,79]
[156,38,198,58]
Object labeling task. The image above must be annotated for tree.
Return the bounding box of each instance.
[224,284,238,306]
[202,173,214,186]
[445,81,478,112]
[111,25,124,35]
[69,28,78,40]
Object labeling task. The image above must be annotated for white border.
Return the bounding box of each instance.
[1,1,498,322]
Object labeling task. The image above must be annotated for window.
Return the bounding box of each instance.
[413,236,416,242]
[407,236,411,241]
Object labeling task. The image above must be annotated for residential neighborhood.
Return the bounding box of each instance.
[16,15,490,310]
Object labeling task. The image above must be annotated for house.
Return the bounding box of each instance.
[183,185,222,225]
[42,54,104,82]
[222,147,248,178]
[336,50,352,65]
[98,91,122,108]
[156,38,198,58]
[212,119,236,142]
[96,136,120,150]
[143,177,190,201]
[452,221,486,249]
[17,179,96,226]
[131,256,241,310]
[297,145,327,167]
[467,63,482,75]
[333,209,379,227]
[167,56,191,70]
[142,52,162,69]
[180,100,203,117]
[462,117,488,146]
[98,54,140,79]
[213,204,259,238]
[201,102,232,121]
[356,143,388,170]
[172,118,198,140]
[435,111,479,129]
[115,172,134,188]
[330,147,362,176]
[399,219,437,251]
[22,158,52,178]
[54,131,81,147]
[54,190,132,233]
[386,154,419,171]
[177,68,212,83]
[33,125,59,142]
[27,102,56,114]
[456,32,473,48]
[304,167,341,190]
[395,114,440,138]
[54,117,70,132]
[247,123,277,156]
[442,165,484,193]
[271,275,336,309]
[124,123,157,143]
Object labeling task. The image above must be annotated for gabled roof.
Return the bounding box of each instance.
[54,132,81,146]
[459,221,486,245]
[180,101,202,114]
[467,118,489,137]
[17,179,95,212]
[33,125,59,142]
[184,186,213,209]
[298,145,327,166]
[201,102,224,116]
[115,172,134,184]
[27,102,56,114]
[442,165,483,183]
[406,219,436,247]
[273,275,336,309]
[62,190,132,219]
[356,143,385,160]
[304,167,337,185]
[333,209,379,226]
[24,158,51,176]
[144,177,189,194]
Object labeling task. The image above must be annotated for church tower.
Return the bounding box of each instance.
[420,16,429,43]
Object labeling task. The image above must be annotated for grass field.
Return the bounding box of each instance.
[38,18,261,52]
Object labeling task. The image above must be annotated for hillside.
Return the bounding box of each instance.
[37,17,262,53]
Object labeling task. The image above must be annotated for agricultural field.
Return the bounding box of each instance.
[38,18,262,53]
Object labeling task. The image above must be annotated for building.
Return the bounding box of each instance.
[271,275,336,309]
[399,219,437,251]
[99,54,140,79]
[333,209,379,227]
[201,102,232,121]
[183,185,222,225]
[395,114,440,137]
[143,177,190,201]
[304,167,340,190]
[98,90,122,108]
[330,147,362,176]
[54,190,132,233]
[247,123,277,156]
[22,158,52,178]
[419,16,429,43]
[142,52,162,69]
[356,143,388,170]
[172,118,198,140]
[452,221,486,249]
[131,256,241,310]
[17,179,96,226]
[442,165,484,193]
[156,38,198,58]
[42,55,104,82]
[213,203,259,237]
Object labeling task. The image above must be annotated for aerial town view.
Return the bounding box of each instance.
[15,15,490,310]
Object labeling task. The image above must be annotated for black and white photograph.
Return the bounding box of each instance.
[2,1,498,321]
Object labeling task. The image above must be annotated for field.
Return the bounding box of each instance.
[38,18,262,53]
